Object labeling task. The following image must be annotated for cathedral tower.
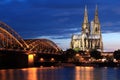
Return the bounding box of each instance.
[92,5,100,35]
[82,6,90,36]
[81,6,90,51]
[91,5,103,51]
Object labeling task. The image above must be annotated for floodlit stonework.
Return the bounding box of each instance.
[71,6,103,51]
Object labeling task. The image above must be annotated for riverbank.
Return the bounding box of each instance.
[34,61,120,68]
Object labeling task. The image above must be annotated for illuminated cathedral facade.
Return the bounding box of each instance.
[71,6,103,51]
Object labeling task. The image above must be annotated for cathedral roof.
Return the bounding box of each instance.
[72,34,81,39]
[89,34,100,39]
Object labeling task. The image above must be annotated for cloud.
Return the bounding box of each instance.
[34,35,71,50]
[68,28,80,31]
[102,23,120,32]
[102,32,120,52]
[101,21,120,33]
[0,0,120,51]
[37,35,69,40]
[36,32,120,51]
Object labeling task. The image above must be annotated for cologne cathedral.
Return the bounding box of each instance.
[71,6,103,51]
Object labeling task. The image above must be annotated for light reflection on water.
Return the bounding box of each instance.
[0,67,120,80]
[75,67,94,80]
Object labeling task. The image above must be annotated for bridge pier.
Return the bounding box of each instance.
[28,54,35,67]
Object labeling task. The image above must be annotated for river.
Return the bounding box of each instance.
[0,67,120,80]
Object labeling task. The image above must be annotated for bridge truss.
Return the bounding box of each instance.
[0,21,62,54]
[25,39,61,54]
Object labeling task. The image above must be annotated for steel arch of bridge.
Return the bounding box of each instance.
[0,21,62,53]
[0,22,29,49]
[0,27,23,49]
[25,39,61,54]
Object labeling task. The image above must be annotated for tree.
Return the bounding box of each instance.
[90,49,102,59]
[65,49,75,58]
[113,49,120,60]
[62,49,76,62]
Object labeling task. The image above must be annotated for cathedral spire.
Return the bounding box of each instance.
[82,5,90,35]
[83,5,88,23]
[94,5,99,23]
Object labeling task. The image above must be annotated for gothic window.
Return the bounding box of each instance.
[95,27,98,32]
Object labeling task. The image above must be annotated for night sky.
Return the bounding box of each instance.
[0,0,120,51]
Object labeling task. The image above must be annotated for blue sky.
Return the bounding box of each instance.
[0,0,120,51]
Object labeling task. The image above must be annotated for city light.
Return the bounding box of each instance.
[28,54,34,66]
[40,58,44,62]
[50,58,55,62]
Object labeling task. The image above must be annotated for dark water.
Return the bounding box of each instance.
[0,66,120,80]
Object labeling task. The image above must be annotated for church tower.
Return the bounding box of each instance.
[91,5,103,51]
[80,6,90,51]
[82,6,90,36]
[92,5,100,35]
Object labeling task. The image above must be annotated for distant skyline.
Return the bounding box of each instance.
[0,0,120,51]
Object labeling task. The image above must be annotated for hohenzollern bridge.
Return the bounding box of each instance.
[0,21,63,68]
[0,21,61,53]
